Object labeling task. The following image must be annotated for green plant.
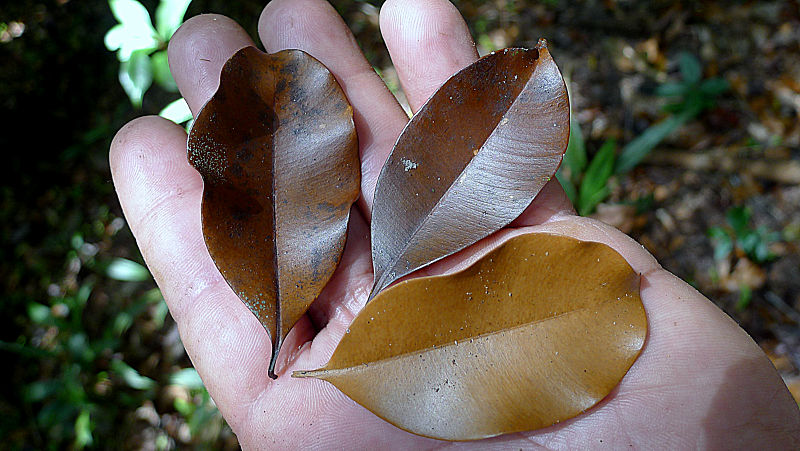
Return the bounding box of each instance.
[615,52,728,174]
[708,206,781,264]
[171,369,227,442]
[6,216,227,446]
[3,209,235,448]
[558,52,729,215]
[13,234,167,448]
[736,284,753,312]
[104,0,193,125]
[557,117,618,215]
[0,196,181,448]
[555,115,584,205]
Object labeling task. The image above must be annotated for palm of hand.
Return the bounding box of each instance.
[110,0,799,448]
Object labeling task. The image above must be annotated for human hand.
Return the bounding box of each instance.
[110,0,800,448]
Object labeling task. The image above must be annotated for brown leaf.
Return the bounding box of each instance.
[369,40,569,297]
[188,47,359,378]
[296,233,646,440]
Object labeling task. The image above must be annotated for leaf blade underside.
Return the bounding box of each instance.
[297,232,647,440]
[369,40,570,298]
[188,47,360,378]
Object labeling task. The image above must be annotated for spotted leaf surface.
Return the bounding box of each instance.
[188,47,359,378]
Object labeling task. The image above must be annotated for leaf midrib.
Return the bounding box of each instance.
[373,57,542,295]
[302,296,626,377]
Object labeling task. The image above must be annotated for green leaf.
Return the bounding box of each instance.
[753,240,772,263]
[112,311,133,336]
[119,49,153,108]
[615,111,691,174]
[655,82,689,97]
[151,50,178,92]
[24,379,61,403]
[104,24,158,62]
[699,77,729,97]
[142,287,165,303]
[736,285,753,311]
[477,33,498,53]
[170,368,205,390]
[159,97,193,124]
[111,360,156,390]
[71,232,84,250]
[707,226,733,261]
[578,140,616,215]
[174,397,193,416]
[76,283,93,307]
[74,409,94,449]
[67,333,95,363]
[110,0,156,30]
[739,226,780,264]
[725,206,751,237]
[579,185,611,216]
[155,0,192,41]
[153,299,169,328]
[28,302,51,324]
[106,257,151,282]
[105,0,159,61]
[683,91,712,115]
[679,52,702,85]
[0,340,56,359]
[562,115,587,182]
[556,170,577,205]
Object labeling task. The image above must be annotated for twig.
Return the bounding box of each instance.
[764,291,800,324]
[645,148,800,184]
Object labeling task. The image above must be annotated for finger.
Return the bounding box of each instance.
[259,0,409,217]
[511,178,575,226]
[109,116,312,432]
[168,14,255,115]
[380,0,479,113]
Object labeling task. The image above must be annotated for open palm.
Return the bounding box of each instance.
[110,0,799,448]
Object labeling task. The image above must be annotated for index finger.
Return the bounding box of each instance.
[168,14,255,115]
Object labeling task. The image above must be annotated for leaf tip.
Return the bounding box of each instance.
[536,38,549,50]
[366,276,385,303]
[268,338,280,380]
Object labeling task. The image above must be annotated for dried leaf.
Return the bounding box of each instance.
[369,40,569,297]
[297,233,646,440]
[188,47,359,378]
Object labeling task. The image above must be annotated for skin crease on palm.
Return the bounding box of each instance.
[109,0,800,448]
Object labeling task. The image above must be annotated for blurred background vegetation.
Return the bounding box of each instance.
[1,0,798,448]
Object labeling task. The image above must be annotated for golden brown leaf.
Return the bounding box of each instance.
[296,233,646,440]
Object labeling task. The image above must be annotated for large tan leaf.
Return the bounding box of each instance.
[188,47,359,378]
[369,40,569,298]
[296,233,646,440]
